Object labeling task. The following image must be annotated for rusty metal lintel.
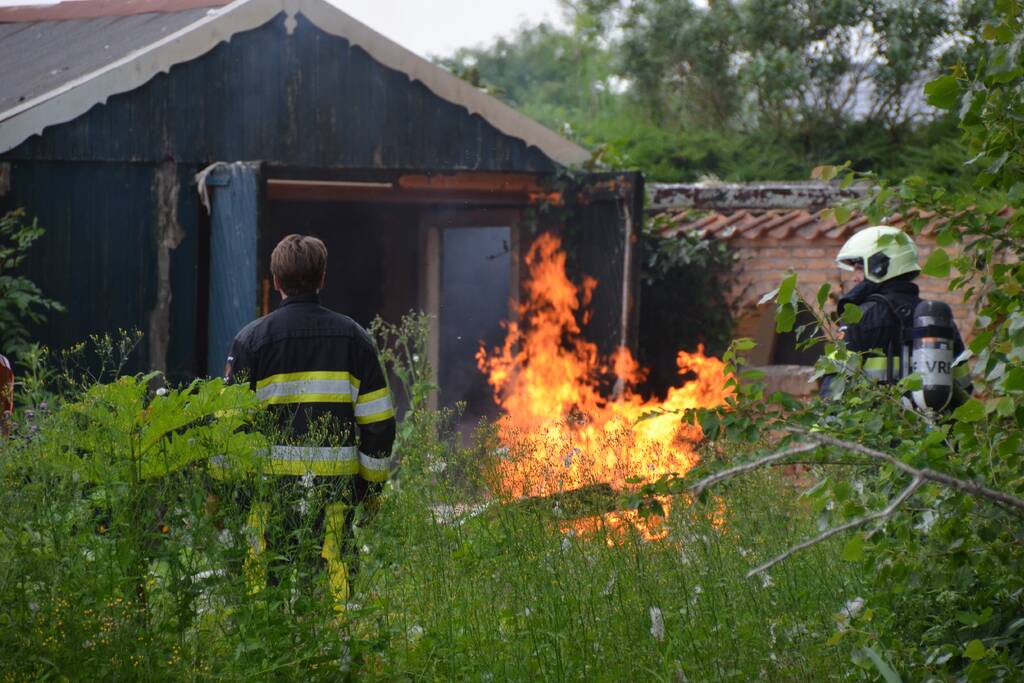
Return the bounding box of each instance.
[266,175,551,206]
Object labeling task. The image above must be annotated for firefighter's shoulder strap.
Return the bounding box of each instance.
[865,293,913,383]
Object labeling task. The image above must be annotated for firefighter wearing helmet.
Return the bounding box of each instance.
[823,226,971,409]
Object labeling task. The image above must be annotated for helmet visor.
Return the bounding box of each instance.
[836,257,862,272]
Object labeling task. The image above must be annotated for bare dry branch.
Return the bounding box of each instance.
[794,430,1024,514]
[746,476,924,578]
[686,442,821,498]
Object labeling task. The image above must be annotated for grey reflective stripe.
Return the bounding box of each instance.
[256,379,354,401]
[358,450,393,472]
[354,393,393,418]
[269,445,358,462]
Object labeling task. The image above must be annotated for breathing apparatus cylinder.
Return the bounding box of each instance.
[910,300,955,412]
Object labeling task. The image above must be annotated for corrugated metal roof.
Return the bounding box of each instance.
[0,0,230,22]
[0,0,591,166]
[0,9,212,115]
[656,208,957,242]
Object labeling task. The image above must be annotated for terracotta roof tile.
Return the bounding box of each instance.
[653,207,1000,243]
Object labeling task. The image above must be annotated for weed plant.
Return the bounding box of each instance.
[2,325,867,681]
[356,412,866,681]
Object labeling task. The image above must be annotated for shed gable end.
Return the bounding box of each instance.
[3,13,558,171]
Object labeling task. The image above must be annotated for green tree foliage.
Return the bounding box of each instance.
[441,1,992,185]
[640,3,1024,677]
[0,209,64,361]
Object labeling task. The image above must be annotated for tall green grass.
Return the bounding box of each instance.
[0,375,866,681]
[356,416,866,681]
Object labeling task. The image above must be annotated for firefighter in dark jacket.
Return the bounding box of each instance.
[822,225,970,400]
[223,234,395,607]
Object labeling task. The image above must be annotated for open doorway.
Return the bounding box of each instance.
[423,209,520,432]
[439,225,512,419]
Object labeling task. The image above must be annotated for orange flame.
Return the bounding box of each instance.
[477,234,732,505]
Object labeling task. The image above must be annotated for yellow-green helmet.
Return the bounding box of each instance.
[835,226,920,283]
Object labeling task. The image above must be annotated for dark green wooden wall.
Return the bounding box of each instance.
[0,12,561,379]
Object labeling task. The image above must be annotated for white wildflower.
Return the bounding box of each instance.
[300,471,315,488]
[602,573,616,596]
[837,597,865,631]
[649,606,665,641]
[407,625,424,641]
[692,584,702,596]
[427,460,448,474]
[915,510,937,533]
[361,544,370,554]
[678,547,690,565]
[737,547,749,557]
[761,573,774,589]
[561,536,572,552]
[296,498,309,516]
[524,607,532,617]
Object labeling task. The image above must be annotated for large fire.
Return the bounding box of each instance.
[476,234,732,508]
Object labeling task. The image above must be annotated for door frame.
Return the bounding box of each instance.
[419,208,522,410]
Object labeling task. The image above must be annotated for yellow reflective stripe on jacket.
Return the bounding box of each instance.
[256,371,361,390]
[256,371,359,405]
[863,355,900,381]
[359,450,394,482]
[354,387,395,425]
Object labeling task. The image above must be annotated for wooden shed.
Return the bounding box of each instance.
[0,0,643,415]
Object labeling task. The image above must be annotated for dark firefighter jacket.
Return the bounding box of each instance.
[224,293,396,484]
[821,278,970,398]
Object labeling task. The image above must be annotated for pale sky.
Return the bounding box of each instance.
[0,0,568,58]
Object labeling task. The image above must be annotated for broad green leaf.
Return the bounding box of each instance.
[817,282,831,309]
[935,229,959,247]
[952,399,986,423]
[862,646,903,683]
[841,534,864,562]
[898,373,923,392]
[841,303,863,325]
[996,396,1015,417]
[833,205,852,225]
[922,248,951,278]
[1004,367,1024,392]
[969,331,994,354]
[776,303,797,333]
[964,639,987,661]
[733,338,757,351]
[998,434,1021,458]
[777,272,798,305]
[924,75,959,109]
